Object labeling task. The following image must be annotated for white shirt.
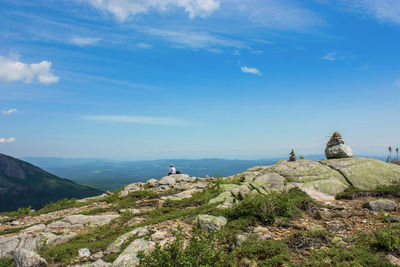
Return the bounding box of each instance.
[170,167,176,174]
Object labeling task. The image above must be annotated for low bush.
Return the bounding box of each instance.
[2,206,32,219]
[219,217,256,245]
[335,187,370,200]
[80,207,111,215]
[374,183,400,198]
[35,198,81,214]
[303,247,391,266]
[0,226,29,236]
[286,230,332,251]
[39,222,124,265]
[230,239,290,266]
[138,227,227,267]
[165,187,221,209]
[372,225,400,252]
[226,188,313,224]
[0,257,14,267]
[336,182,400,200]
[126,190,158,199]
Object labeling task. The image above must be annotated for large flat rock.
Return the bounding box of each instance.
[271,160,344,183]
[0,233,41,258]
[270,159,350,196]
[63,214,119,226]
[113,238,154,267]
[320,158,400,191]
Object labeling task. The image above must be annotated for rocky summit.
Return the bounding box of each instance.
[1,158,400,266]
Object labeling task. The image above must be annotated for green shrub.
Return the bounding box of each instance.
[0,257,14,267]
[2,206,32,219]
[286,230,332,251]
[0,226,29,236]
[138,227,227,267]
[230,239,290,266]
[335,187,365,200]
[226,188,312,224]
[104,190,120,204]
[80,207,111,215]
[1,197,98,218]
[219,217,256,244]
[126,190,158,199]
[374,183,400,198]
[372,226,400,252]
[36,198,79,214]
[40,222,123,265]
[336,182,400,200]
[303,247,391,267]
[118,210,135,224]
[165,187,221,209]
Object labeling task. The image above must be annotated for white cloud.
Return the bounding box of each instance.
[322,51,346,61]
[322,52,337,61]
[142,28,245,49]
[136,43,152,48]
[241,66,261,75]
[70,36,101,46]
[228,0,323,31]
[0,55,59,84]
[88,0,220,21]
[2,108,17,115]
[0,137,15,143]
[82,115,189,125]
[347,0,400,25]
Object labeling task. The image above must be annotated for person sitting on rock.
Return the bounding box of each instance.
[168,164,176,176]
[168,164,182,175]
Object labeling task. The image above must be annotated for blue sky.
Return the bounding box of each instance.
[0,0,399,160]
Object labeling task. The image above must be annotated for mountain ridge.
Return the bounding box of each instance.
[0,153,103,212]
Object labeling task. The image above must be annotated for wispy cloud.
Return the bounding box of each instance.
[0,55,59,84]
[0,137,15,143]
[241,66,261,75]
[70,36,102,46]
[322,52,337,61]
[136,43,152,48]
[82,115,190,125]
[322,51,346,61]
[347,0,400,25]
[64,71,162,91]
[2,108,17,115]
[87,0,220,22]
[254,39,273,45]
[142,28,245,49]
[228,0,324,32]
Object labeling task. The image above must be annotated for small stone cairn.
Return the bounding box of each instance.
[289,149,296,162]
[325,132,354,159]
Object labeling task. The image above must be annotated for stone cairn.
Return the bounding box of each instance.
[289,149,296,161]
[326,132,344,147]
[325,132,354,159]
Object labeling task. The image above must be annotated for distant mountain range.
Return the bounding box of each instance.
[21,155,336,191]
[0,154,103,212]
[21,155,386,191]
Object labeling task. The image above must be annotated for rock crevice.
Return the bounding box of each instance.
[319,161,354,187]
